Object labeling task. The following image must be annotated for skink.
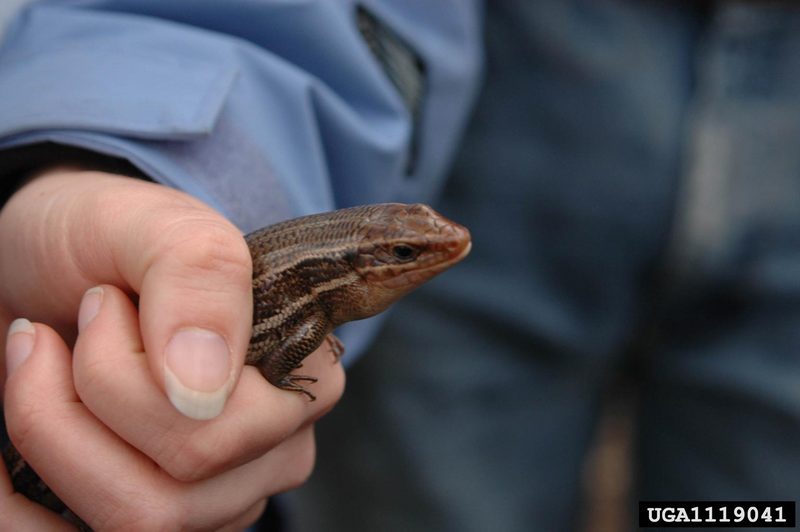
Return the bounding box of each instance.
[3,202,472,528]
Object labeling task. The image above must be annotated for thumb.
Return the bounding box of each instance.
[0,170,253,420]
[134,210,252,421]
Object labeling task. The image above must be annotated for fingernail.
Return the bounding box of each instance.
[6,318,35,377]
[164,328,232,420]
[78,286,104,332]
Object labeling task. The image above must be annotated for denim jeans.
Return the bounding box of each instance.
[286,1,800,530]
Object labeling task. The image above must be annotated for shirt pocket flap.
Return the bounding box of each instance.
[0,47,237,141]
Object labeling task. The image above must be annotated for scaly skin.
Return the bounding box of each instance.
[245,203,471,399]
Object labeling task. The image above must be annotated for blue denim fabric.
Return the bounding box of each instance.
[286,1,800,531]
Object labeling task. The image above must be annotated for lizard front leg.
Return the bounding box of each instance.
[255,310,332,401]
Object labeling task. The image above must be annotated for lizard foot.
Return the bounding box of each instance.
[278,374,319,401]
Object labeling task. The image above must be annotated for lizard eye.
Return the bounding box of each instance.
[391,244,419,262]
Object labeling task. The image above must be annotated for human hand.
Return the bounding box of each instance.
[0,170,345,528]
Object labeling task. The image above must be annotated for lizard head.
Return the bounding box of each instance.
[350,203,471,316]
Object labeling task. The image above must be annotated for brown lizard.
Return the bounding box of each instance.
[2,202,471,528]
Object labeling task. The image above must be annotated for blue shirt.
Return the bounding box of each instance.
[0,0,482,356]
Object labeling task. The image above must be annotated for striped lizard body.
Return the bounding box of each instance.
[245,203,471,399]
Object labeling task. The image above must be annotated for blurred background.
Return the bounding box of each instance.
[284,1,800,530]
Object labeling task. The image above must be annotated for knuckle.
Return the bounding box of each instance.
[161,432,229,482]
[72,352,116,402]
[4,388,47,454]
[157,216,252,284]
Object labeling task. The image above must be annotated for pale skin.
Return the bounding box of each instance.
[0,169,345,530]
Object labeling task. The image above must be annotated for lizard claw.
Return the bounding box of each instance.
[278,374,318,401]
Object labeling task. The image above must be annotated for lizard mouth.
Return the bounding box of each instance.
[450,240,472,264]
[425,239,471,273]
[437,219,472,266]
[377,237,472,290]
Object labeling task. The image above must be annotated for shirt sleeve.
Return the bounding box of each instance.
[0,0,483,231]
[0,0,483,360]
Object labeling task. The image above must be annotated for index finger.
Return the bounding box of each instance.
[74,284,344,482]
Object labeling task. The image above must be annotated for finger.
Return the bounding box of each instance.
[2,319,105,529]
[135,211,252,421]
[0,488,73,532]
[0,464,73,531]
[0,171,253,419]
[4,315,319,530]
[183,426,317,530]
[0,320,74,531]
[74,284,344,482]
